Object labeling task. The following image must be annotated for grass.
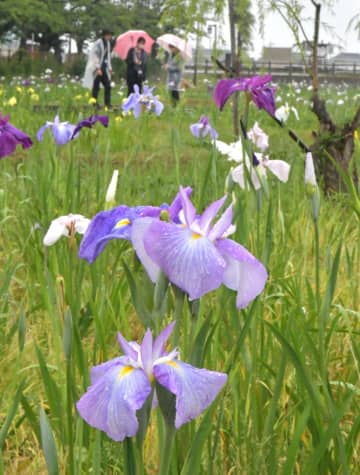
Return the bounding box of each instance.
[0,75,359,474]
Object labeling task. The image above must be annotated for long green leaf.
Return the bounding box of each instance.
[40,408,59,475]
[180,403,217,475]
[0,380,25,449]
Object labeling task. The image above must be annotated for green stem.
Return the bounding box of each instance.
[314,218,321,313]
[159,423,175,475]
[123,437,137,475]
[173,286,185,346]
[66,360,74,475]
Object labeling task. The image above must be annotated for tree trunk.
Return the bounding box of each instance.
[309,1,358,193]
[228,0,239,137]
[311,124,357,193]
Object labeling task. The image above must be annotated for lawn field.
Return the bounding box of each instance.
[0,74,359,474]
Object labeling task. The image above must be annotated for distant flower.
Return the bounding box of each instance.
[214,138,244,162]
[88,97,97,105]
[7,96,17,107]
[132,188,268,308]
[231,153,290,190]
[304,152,317,187]
[16,86,23,94]
[275,103,299,123]
[37,115,77,145]
[77,322,227,441]
[248,122,269,151]
[214,75,276,115]
[105,170,119,205]
[71,115,109,138]
[337,99,344,106]
[190,116,218,140]
[30,93,40,102]
[0,114,33,159]
[122,84,164,118]
[22,79,32,87]
[43,214,90,246]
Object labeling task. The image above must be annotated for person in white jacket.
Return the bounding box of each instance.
[83,29,113,108]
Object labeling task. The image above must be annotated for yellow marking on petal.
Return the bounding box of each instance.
[118,366,134,379]
[191,232,202,240]
[115,218,130,229]
[166,361,179,368]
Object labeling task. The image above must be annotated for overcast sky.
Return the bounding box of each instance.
[252,1,359,57]
[209,1,360,58]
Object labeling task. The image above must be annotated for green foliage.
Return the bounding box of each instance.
[0,78,359,474]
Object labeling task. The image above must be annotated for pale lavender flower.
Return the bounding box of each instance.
[190,116,218,140]
[77,323,227,441]
[37,115,77,145]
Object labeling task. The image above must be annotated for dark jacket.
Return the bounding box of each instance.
[126,47,147,82]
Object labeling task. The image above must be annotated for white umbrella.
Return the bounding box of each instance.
[156,34,192,60]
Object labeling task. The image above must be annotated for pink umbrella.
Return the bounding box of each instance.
[114,30,154,60]
[157,34,192,60]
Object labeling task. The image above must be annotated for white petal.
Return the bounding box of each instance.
[265,160,290,182]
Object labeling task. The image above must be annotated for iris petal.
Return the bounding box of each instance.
[77,363,151,442]
[153,360,227,428]
[216,238,268,308]
[143,221,226,300]
[131,217,161,282]
[264,159,290,182]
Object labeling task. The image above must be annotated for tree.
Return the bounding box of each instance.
[266,0,360,192]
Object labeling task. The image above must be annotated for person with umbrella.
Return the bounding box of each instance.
[83,29,113,109]
[164,44,184,107]
[157,34,191,107]
[125,37,147,96]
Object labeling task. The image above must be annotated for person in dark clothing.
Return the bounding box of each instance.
[126,37,147,96]
[87,29,113,108]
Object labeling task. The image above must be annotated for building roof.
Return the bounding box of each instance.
[262,47,292,62]
[330,52,360,63]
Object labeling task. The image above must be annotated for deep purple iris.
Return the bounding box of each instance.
[0,114,33,159]
[214,74,276,115]
[132,187,268,308]
[79,205,163,263]
[77,322,227,441]
[71,114,109,138]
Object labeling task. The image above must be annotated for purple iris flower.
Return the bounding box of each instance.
[122,84,164,118]
[71,114,109,138]
[22,79,32,86]
[37,115,77,145]
[79,205,163,263]
[0,114,33,159]
[190,116,218,140]
[132,188,268,308]
[214,75,276,115]
[77,322,227,441]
